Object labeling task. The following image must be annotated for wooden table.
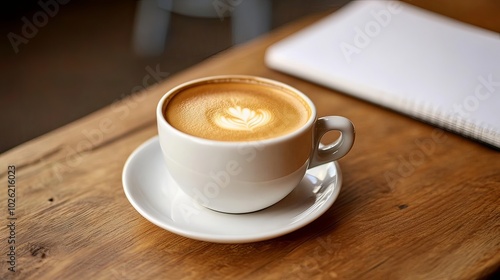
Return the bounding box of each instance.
[1,1,499,279]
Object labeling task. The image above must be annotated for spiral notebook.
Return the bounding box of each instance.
[265,0,500,149]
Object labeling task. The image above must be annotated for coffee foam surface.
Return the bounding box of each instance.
[164,81,311,141]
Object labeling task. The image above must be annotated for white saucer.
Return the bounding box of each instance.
[122,136,342,243]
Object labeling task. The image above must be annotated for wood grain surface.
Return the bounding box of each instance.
[1,1,499,279]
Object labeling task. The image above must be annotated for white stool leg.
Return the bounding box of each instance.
[231,0,272,45]
[132,0,171,56]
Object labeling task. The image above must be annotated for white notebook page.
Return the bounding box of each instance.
[265,0,500,148]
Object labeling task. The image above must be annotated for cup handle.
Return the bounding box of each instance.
[309,116,355,168]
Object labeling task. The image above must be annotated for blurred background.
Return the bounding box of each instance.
[0,0,352,153]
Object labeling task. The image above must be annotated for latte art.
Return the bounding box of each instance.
[215,106,272,131]
[164,80,311,141]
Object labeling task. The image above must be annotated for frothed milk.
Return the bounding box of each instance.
[164,79,311,141]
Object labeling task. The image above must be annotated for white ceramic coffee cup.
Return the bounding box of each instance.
[157,76,355,213]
